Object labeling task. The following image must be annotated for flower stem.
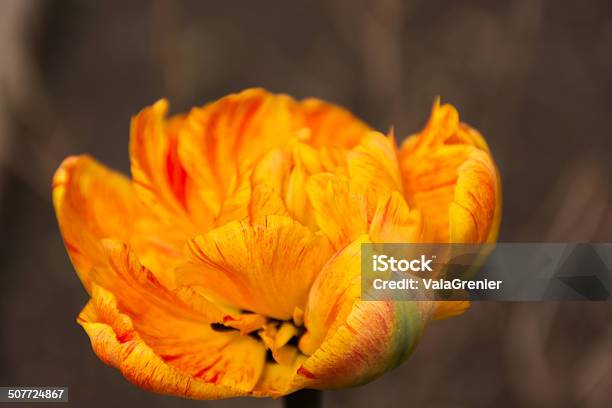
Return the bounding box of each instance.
[283,389,322,408]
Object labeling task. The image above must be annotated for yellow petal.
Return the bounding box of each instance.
[222,313,267,334]
[307,170,420,248]
[291,140,324,174]
[252,356,307,397]
[299,237,366,355]
[258,323,300,366]
[172,286,267,334]
[250,142,330,228]
[273,345,299,367]
[432,300,470,320]
[348,131,404,219]
[248,185,289,221]
[284,159,313,226]
[251,148,292,193]
[305,173,368,249]
[369,191,423,243]
[275,322,298,349]
[182,215,333,320]
[298,97,372,148]
[214,167,252,227]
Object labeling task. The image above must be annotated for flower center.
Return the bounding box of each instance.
[211,311,307,365]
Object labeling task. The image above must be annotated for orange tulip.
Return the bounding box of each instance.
[52,89,500,399]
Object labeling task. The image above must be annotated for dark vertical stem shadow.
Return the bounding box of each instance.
[283,389,322,408]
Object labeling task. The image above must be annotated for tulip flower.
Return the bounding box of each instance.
[52,88,500,400]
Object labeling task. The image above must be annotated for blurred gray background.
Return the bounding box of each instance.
[1,0,612,407]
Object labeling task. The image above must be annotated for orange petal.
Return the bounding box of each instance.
[298,97,372,148]
[182,215,333,320]
[403,99,490,153]
[294,300,430,389]
[450,149,501,243]
[52,155,137,292]
[174,89,368,228]
[85,242,267,393]
[297,237,433,388]
[399,101,501,244]
[178,88,299,216]
[52,155,186,289]
[130,100,207,233]
[79,285,256,399]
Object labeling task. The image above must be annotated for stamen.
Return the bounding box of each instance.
[292,307,304,327]
[276,322,298,348]
[257,320,304,365]
[210,315,307,365]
